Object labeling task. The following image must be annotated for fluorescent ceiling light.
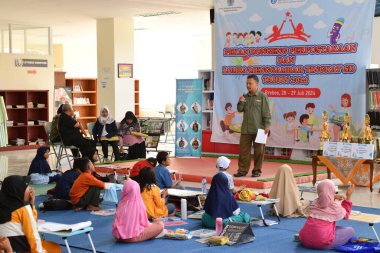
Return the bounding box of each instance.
[138,11,181,17]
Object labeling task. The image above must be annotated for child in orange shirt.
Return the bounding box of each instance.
[139,167,175,219]
[70,158,105,211]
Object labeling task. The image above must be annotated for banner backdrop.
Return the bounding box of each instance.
[175,79,203,157]
[212,0,375,150]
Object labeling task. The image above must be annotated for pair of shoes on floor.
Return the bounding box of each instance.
[233,172,247,177]
[251,171,261,177]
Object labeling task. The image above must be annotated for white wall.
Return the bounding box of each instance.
[134,27,212,114]
[371,17,380,65]
[53,21,97,78]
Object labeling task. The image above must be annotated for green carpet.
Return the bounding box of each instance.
[257,170,328,182]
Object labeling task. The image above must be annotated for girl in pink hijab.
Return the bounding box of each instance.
[299,179,355,249]
[112,179,164,242]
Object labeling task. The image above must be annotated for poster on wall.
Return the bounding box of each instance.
[175,79,203,157]
[54,87,72,114]
[212,0,375,150]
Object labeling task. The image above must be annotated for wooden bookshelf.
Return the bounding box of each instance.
[135,80,140,117]
[66,78,98,129]
[0,90,49,150]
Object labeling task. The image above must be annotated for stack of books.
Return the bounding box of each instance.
[37,103,45,108]
[28,121,35,126]
[16,105,25,109]
[27,102,34,108]
[11,138,25,146]
[29,138,45,145]
[6,121,13,126]
[38,120,46,125]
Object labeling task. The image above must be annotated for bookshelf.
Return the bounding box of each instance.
[135,80,140,117]
[199,70,214,130]
[66,78,98,130]
[0,90,49,150]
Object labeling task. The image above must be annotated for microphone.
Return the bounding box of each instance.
[241,92,247,103]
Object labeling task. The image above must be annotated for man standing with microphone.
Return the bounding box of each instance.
[234,74,271,178]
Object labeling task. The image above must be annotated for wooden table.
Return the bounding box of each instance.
[312,155,375,192]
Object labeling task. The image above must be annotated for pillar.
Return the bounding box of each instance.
[97,18,135,121]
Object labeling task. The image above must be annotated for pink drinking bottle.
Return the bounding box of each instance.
[215,217,223,236]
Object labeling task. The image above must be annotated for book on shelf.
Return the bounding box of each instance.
[16,105,25,109]
[11,139,26,146]
[37,104,45,108]
[38,120,47,125]
[30,138,45,145]
[203,79,210,91]
[73,84,83,92]
[27,121,35,126]
[17,123,25,126]
[74,111,80,117]
[27,102,34,108]
[5,105,12,109]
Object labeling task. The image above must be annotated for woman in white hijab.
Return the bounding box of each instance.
[269,164,309,217]
[92,106,121,162]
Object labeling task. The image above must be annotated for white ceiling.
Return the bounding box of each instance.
[0,0,213,26]
[0,0,213,42]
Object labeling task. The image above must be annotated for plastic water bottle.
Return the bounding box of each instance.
[181,198,187,220]
[215,217,223,236]
[114,169,119,183]
[201,177,207,194]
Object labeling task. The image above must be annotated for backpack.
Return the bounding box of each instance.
[40,199,73,211]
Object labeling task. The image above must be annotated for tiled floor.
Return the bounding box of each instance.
[1,148,380,209]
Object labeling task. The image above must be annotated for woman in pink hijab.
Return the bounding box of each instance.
[112,179,164,242]
[299,179,355,249]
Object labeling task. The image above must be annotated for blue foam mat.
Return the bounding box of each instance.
[35,195,380,253]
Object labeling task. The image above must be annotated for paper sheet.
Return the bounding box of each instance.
[255,129,268,144]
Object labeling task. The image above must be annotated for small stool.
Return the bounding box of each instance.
[239,199,281,226]
[40,227,96,253]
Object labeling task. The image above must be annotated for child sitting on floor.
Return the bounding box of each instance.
[299,179,355,249]
[27,146,61,185]
[139,167,176,219]
[112,179,164,243]
[154,151,183,190]
[202,172,251,228]
[130,157,157,183]
[269,164,309,217]
[0,176,60,252]
[216,156,245,194]
[53,158,84,200]
[70,158,105,211]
